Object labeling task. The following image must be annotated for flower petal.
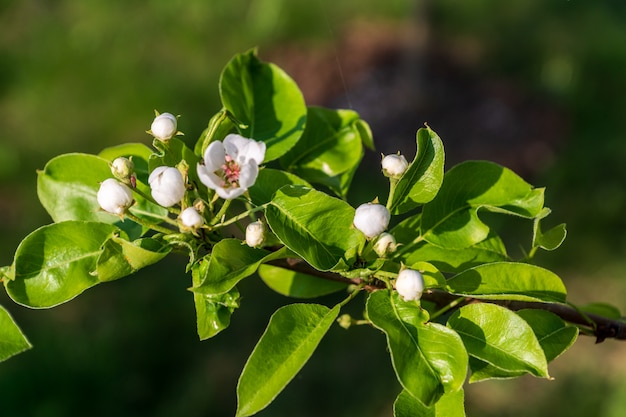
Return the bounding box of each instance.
[238,162,259,189]
[203,141,226,171]
[197,164,224,190]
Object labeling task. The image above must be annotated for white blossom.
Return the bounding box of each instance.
[382,154,409,178]
[245,220,265,248]
[97,178,133,215]
[110,157,135,185]
[150,112,178,141]
[373,232,398,257]
[148,166,186,207]
[353,203,390,239]
[197,134,266,200]
[180,207,205,229]
[395,269,425,301]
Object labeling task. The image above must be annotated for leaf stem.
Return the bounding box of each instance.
[125,212,175,235]
[211,203,268,230]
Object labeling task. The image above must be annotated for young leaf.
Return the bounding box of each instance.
[220,49,307,162]
[279,106,368,198]
[367,290,468,406]
[532,208,567,252]
[194,109,236,156]
[191,240,289,295]
[421,161,545,249]
[516,309,578,362]
[192,261,240,340]
[394,389,465,417]
[248,168,311,206]
[0,305,32,362]
[6,221,119,308]
[265,185,365,271]
[236,303,340,417]
[447,303,549,382]
[96,236,171,282]
[446,262,567,303]
[388,126,445,214]
[258,264,348,298]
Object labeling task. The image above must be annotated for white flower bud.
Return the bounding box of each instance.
[395,269,425,301]
[353,203,390,239]
[111,157,135,183]
[148,166,186,207]
[97,178,133,215]
[373,232,397,257]
[245,220,265,248]
[180,207,204,229]
[382,154,409,178]
[150,112,177,141]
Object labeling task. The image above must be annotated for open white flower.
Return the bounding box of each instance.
[180,207,205,229]
[148,166,186,207]
[197,134,266,200]
[97,178,133,215]
[353,203,390,238]
[149,112,178,141]
[382,154,409,178]
[395,269,425,301]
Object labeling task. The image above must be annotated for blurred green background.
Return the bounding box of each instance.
[2,0,626,416]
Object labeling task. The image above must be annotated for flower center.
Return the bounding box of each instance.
[218,155,241,188]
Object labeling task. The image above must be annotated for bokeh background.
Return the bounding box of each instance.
[2,1,626,416]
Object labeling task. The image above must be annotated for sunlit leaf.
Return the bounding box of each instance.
[258,264,348,298]
[0,305,32,362]
[517,309,578,362]
[96,236,171,282]
[394,389,465,417]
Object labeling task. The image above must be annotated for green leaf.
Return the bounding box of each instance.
[446,262,567,303]
[532,208,567,251]
[389,127,445,214]
[421,161,545,249]
[409,261,447,289]
[447,303,548,382]
[149,137,200,185]
[266,185,365,271]
[236,303,340,417]
[258,264,348,298]
[6,221,119,308]
[220,50,307,162]
[516,309,578,362]
[394,389,465,417]
[0,305,32,362]
[367,290,468,406]
[194,109,236,156]
[192,260,240,340]
[96,236,171,282]
[191,240,289,295]
[579,302,622,319]
[248,168,310,206]
[279,106,368,198]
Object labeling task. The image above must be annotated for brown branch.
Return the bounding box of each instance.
[266,258,626,343]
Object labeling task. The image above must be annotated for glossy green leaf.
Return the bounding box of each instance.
[0,305,32,362]
[447,303,548,382]
[236,303,340,417]
[421,161,545,249]
[579,302,622,320]
[192,240,289,295]
[446,262,566,303]
[516,309,578,362]
[258,264,348,298]
[266,185,365,271]
[394,389,465,417]
[6,221,119,308]
[248,168,310,206]
[367,290,468,406]
[96,236,171,282]
[532,208,567,252]
[389,127,445,214]
[194,109,236,156]
[279,106,368,198]
[192,260,240,340]
[220,50,307,162]
[409,261,447,289]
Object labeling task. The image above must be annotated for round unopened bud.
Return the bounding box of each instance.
[395,269,425,302]
[245,220,265,248]
[180,207,204,229]
[148,166,186,207]
[111,157,135,183]
[97,178,134,215]
[353,203,390,239]
[150,112,177,141]
[373,232,398,257]
[382,154,409,178]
